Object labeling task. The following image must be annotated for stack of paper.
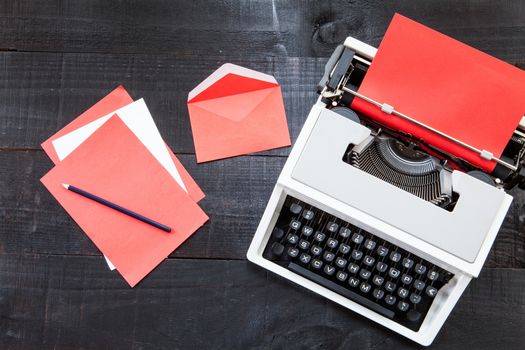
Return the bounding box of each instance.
[41,86,208,287]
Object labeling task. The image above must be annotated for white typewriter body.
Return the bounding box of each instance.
[247,37,517,345]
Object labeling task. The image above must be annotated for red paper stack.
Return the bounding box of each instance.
[41,86,208,287]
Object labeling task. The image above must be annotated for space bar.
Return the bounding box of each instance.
[288,262,395,319]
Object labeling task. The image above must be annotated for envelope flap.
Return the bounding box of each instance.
[188,73,278,103]
[190,86,276,122]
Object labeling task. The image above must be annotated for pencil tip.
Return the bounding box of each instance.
[62,184,69,189]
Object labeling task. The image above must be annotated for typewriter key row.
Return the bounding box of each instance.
[263,196,454,331]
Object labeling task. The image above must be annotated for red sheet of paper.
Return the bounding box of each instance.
[351,14,525,172]
[41,86,205,203]
[41,116,208,287]
[42,85,133,164]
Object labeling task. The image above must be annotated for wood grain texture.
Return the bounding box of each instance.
[1,0,525,60]
[1,1,524,348]
[0,52,321,151]
[1,151,524,267]
[0,254,524,350]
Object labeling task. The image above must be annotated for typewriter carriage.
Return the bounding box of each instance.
[318,41,525,203]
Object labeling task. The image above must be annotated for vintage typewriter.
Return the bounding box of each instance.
[247,32,525,345]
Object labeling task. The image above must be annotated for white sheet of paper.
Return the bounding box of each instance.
[52,98,187,192]
[104,256,116,271]
[52,99,186,271]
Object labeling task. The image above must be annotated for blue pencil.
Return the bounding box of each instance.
[62,184,172,233]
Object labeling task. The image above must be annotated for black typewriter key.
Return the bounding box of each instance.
[376,261,388,273]
[402,258,414,269]
[401,274,413,285]
[314,231,326,242]
[323,251,335,262]
[348,263,360,274]
[298,239,310,250]
[351,249,363,260]
[290,219,301,230]
[335,257,347,269]
[351,233,364,244]
[360,282,372,294]
[390,251,402,263]
[336,271,348,282]
[388,267,400,279]
[397,287,409,298]
[410,293,422,304]
[287,234,299,245]
[287,247,299,258]
[327,221,339,233]
[299,253,311,264]
[364,239,376,250]
[385,281,397,292]
[398,301,410,312]
[302,226,313,237]
[385,295,397,305]
[272,227,284,239]
[414,280,425,291]
[372,288,384,300]
[311,259,323,270]
[290,203,302,215]
[415,263,427,274]
[407,310,422,323]
[442,272,453,283]
[324,265,336,276]
[339,243,351,255]
[348,277,360,288]
[426,286,438,297]
[373,275,384,286]
[302,209,314,220]
[327,238,339,249]
[363,256,375,266]
[377,246,389,257]
[271,242,285,256]
[311,245,322,256]
[339,227,352,238]
[427,270,439,281]
[359,269,371,280]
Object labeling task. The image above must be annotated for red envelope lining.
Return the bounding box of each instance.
[188,73,278,103]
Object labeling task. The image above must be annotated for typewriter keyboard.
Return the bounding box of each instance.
[263,196,454,331]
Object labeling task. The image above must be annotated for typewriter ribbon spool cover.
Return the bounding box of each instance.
[351,14,525,172]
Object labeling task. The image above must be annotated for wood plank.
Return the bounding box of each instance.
[0,52,322,151]
[1,1,525,60]
[0,254,523,349]
[1,151,524,267]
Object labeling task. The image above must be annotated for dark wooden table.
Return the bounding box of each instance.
[1,1,524,349]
